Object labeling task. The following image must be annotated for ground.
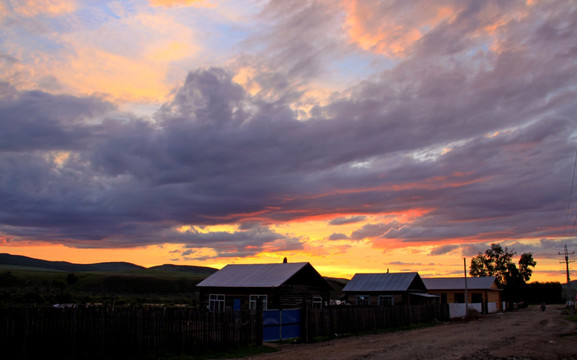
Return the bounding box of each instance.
[236,305,577,360]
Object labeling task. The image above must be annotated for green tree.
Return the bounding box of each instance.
[469,243,536,290]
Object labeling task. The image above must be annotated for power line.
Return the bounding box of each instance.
[563,148,577,237]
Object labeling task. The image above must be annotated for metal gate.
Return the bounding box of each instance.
[262,309,301,342]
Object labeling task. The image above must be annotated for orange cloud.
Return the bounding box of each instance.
[55,46,170,102]
[4,11,198,104]
[9,0,76,17]
[342,0,459,57]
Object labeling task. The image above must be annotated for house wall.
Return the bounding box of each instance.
[428,289,502,312]
[279,284,329,309]
[344,292,410,306]
[199,285,328,311]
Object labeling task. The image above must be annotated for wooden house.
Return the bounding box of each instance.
[342,272,436,306]
[422,276,502,314]
[196,262,331,311]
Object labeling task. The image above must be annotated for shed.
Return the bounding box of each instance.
[196,262,331,311]
[422,276,502,314]
[342,272,435,306]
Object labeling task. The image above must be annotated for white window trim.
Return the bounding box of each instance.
[312,296,323,309]
[209,294,225,312]
[249,294,267,310]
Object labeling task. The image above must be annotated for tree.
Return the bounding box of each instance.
[469,243,536,289]
[518,253,537,282]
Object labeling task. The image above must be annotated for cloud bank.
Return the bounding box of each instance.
[1,0,576,263]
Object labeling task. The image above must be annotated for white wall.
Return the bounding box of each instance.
[448,303,498,318]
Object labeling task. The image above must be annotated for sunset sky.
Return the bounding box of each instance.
[2,0,577,283]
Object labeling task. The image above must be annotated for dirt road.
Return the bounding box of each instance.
[237,305,577,360]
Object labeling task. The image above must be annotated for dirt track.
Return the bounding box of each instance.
[237,305,577,360]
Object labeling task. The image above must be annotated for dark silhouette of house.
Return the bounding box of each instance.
[196,262,331,311]
[342,272,436,305]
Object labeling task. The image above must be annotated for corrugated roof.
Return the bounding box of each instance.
[342,272,421,292]
[196,262,310,288]
[422,276,500,290]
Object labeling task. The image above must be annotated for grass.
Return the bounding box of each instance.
[0,268,206,307]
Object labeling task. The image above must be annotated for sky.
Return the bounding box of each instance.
[1,0,577,283]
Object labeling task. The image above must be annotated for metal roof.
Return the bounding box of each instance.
[342,272,422,292]
[422,276,500,290]
[196,262,310,288]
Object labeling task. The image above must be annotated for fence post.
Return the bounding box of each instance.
[329,306,335,339]
[256,299,263,346]
[300,302,309,343]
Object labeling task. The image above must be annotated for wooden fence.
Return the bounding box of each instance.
[301,304,450,342]
[0,304,449,358]
[0,307,261,360]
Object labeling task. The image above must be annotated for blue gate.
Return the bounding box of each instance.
[262,309,301,342]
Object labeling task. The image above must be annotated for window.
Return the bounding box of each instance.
[440,293,447,304]
[454,293,465,303]
[356,295,370,305]
[378,295,394,306]
[312,296,323,309]
[249,295,267,310]
[472,293,483,303]
[209,294,225,312]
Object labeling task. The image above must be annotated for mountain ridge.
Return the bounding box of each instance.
[0,253,217,274]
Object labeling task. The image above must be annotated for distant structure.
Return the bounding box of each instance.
[283,257,287,263]
[342,272,433,306]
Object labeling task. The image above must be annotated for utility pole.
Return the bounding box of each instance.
[559,244,575,303]
[559,244,574,284]
[464,258,468,318]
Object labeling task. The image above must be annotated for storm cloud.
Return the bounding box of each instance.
[1,0,576,265]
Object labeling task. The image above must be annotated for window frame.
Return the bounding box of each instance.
[209,294,225,312]
[454,293,465,303]
[355,295,370,305]
[378,295,394,306]
[249,294,268,310]
[312,296,323,309]
[471,293,483,303]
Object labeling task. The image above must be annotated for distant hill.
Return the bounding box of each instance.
[148,264,217,275]
[0,253,218,275]
[0,253,144,272]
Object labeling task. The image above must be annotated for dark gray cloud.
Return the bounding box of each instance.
[351,221,403,241]
[0,82,113,151]
[329,216,367,226]
[244,0,348,84]
[329,233,349,241]
[461,239,577,261]
[176,225,302,259]
[429,245,460,256]
[1,1,576,262]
